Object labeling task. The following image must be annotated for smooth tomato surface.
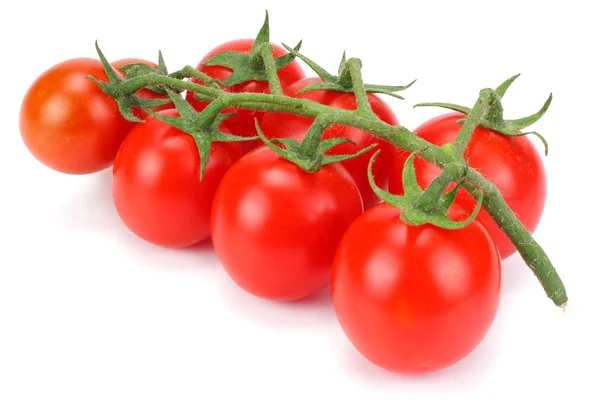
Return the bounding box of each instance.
[20,58,134,174]
[259,77,399,209]
[388,112,547,259]
[111,58,174,119]
[185,39,305,152]
[211,146,363,301]
[113,109,241,248]
[332,203,501,374]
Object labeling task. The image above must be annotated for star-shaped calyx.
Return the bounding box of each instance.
[255,114,376,173]
[116,50,184,95]
[368,149,484,230]
[88,42,172,122]
[146,90,254,180]
[415,74,551,155]
[280,44,416,99]
[201,11,302,87]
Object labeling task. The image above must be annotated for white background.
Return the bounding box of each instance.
[1,1,599,407]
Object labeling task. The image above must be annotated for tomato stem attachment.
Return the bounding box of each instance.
[195,95,229,129]
[256,115,375,173]
[367,150,484,230]
[144,90,253,180]
[415,74,551,155]
[282,43,416,99]
[453,89,493,153]
[202,11,303,88]
[345,58,376,118]
[413,90,492,214]
[259,43,283,95]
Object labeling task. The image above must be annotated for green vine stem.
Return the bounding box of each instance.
[95,64,567,309]
[345,58,375,117]
[416,90,493,213]
[465,169,567,309]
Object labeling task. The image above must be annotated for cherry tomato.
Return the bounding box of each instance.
[388,112,547,259]
[211,146,363,301]
[112,109,241,248]
[332,202,501,374]
[259,77,399,209]
[19,58,134,174]
[185,39,305,152]
[111,58,174,119]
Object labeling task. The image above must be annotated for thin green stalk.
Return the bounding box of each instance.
[260,44,283,95]
[465,169,567,308]
[175,66,218,85]
[299,115,334,158]
[417,90,492,212]
[416,170,457,213]
[196,96,229,129]
[454,89,492,154]
[346,58,375,116]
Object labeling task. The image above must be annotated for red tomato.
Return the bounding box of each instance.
[211,145,363,301]
[388,112,547,259]
[112,109,241,248]
[111,58,175,119]
[185,39,305,152]
[259,77,399,209]
[332,202,501,374]
[19,58,134,174]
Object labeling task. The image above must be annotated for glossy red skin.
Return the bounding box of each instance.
[211,146,363,301]
[19,58,134,174]
[332,202,501,374]
[112,109,242,248]
[259,77,399,209]
[388,112,547,259]
[185,39,305,152]
[111,58,175,119]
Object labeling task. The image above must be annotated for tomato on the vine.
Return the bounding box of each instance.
[258,77,399,209]
[388,112,547,259]
[185,39,305,152]
[210,145,363,301]
[112,109,241,248]
[111,58,175,119]
[19,58,135,174]
[332,202,501,374]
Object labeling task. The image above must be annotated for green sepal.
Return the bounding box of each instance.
[438,180,464,215]
[367,150,483,230]
[495,73,520,98]
[117,51,184,95]
[271,138,302,151]
[202,11,302,87]
[254,119,374,173]
[415,74,551,155]
[367,150,413,209]
[320,137,355,153]
[89,42,172,122]
[401,152,424,196]
[414,102,471,114]
[249,10,271,54]
[322,144,376,166]
[145,89,256,180]
[282,43,415,100]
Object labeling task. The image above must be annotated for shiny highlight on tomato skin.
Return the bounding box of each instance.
[211,146,364,301]
[332,203,501,374]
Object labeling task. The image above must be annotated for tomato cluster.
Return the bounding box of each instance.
[18,27,548,375]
